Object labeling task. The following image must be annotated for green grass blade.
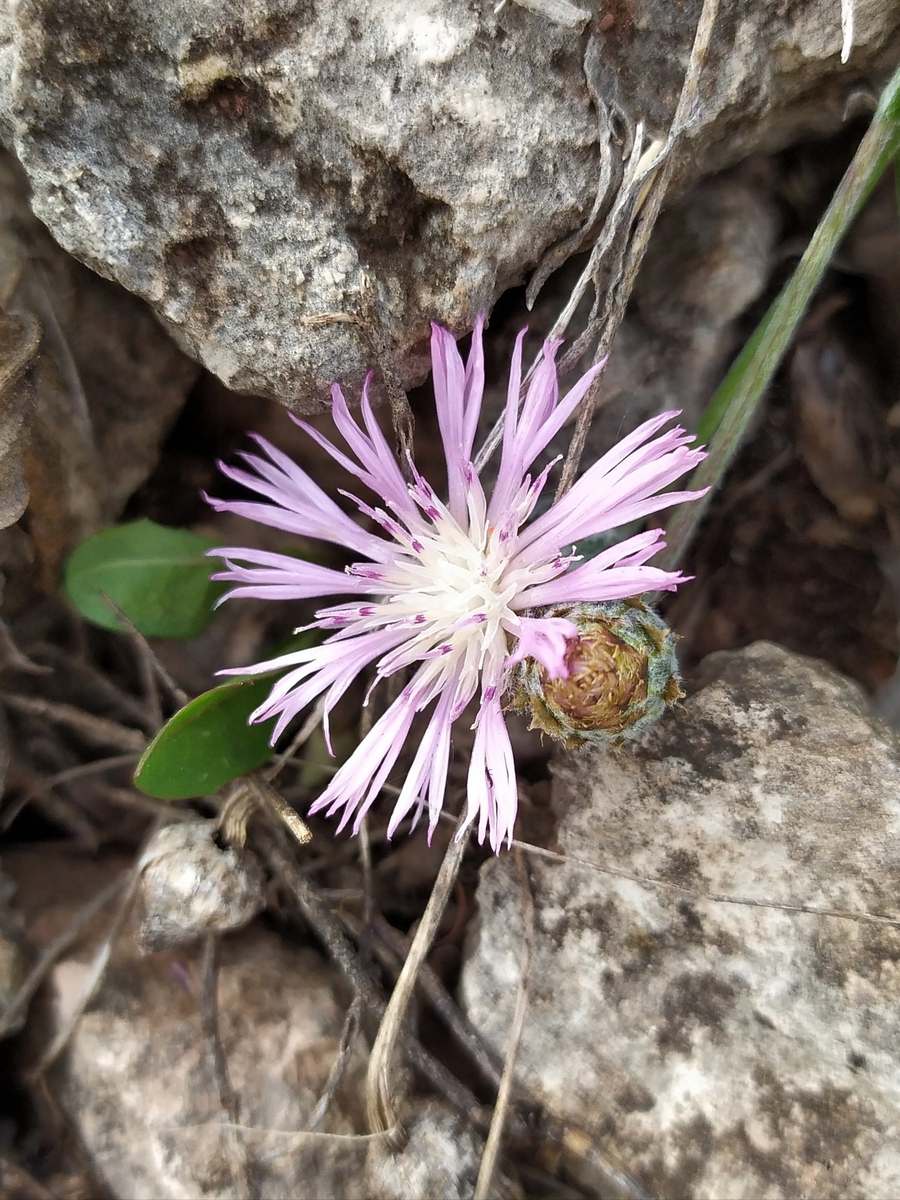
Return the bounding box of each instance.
[660,63,900,574]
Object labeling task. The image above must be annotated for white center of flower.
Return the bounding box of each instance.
[386,522,518,644]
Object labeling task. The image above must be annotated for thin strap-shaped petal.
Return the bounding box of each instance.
[386,669,474,839]
[209,550,368,603]
[463,694,517,852]
[516,563,688,608]
[513,447,706,566]
[309,666,442,832]
[461,315,486,456]
[296,382,416,519]
[508,529,665,612]
[431,323,468,524]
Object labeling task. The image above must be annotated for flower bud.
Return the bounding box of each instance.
[509,599,683,747]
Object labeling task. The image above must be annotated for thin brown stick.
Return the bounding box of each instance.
[341,910,503,1091]
[99,591,188,708]
[0,752,140,833]
[27,641,161,734]
[365,820,470,1134]
[3,693,146,751]
[474,848,534,1200]
[261,827,485,1128]
[306,997,362,1131]
[0,872,128,1039]
[200,935,255,1200]
[0,611,52,676]
[245,774,313,847]
[33,847,149,1072]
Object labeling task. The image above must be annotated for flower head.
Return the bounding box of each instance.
[206,318,706,851]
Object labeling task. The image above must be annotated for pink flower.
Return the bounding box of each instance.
[206,319,706,851]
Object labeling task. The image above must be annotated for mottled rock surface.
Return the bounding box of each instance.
[0,152,199,561]
[461,642,900,1199]
[1,0,898,406]
[5,847,491,1200]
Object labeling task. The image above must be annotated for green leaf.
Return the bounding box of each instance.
[134,674,278,799]
[64,519,224,638]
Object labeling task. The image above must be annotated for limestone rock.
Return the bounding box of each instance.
[461,642,900,1199]
[137,821,266,951]
[5,847,493,1199]
[0,151,199,562]
[1,0,897,406]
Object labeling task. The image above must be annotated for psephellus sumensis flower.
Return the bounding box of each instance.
[206,317,707,852]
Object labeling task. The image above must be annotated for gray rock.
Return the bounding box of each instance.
[2,0,898,406]
[137,821,266,951]
[5,847,493,1199]
[365,1099,486,1200]
[0,151,199,555]
[461,642,900,1199]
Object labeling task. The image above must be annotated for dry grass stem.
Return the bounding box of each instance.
[246,774,313,847]
[365,820,470,1134]
[474,848,534,1200]
[3,693,146,752]
[200,935,256,1200]
[0,752,140,833]
[555,0,720,497]
[99,590,188,709]
[262,827,485,1127]
[32,823,157,1073]
[340,910,503,1091]
[0,871,128,1039]
[306,997,362,1131]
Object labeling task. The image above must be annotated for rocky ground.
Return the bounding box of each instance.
[1,2,900,1198]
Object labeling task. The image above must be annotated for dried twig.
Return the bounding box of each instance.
[0,872,128,1039]
[365,820,470,1134]
[261,827,485,1127]
[341,910,503,1091]
[200,935,256,1200]
[474,848,534,1200]
[26,641,160,734]
[99,590,188,710]
[0,610,51,676]
[0,752,139,833]
[32,834,153,1072]
[555,0,720,497]
[306,997,362,1131]
[244,773,313,847]
[3,692,146,752]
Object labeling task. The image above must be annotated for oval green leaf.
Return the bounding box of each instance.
[64,519,224,638]
[134,674,278,799]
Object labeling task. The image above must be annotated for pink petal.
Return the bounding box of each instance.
[431,322,469,525]
[464,695,517,852]
[519,563,689,608]
[505,616,577,678]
